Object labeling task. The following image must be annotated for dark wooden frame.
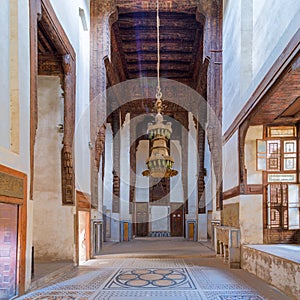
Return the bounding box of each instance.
[0,165,27,296]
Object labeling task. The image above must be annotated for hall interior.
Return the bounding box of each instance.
[0,0,299,299]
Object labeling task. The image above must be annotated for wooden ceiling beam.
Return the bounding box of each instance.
[126,63,191,72]
[38,25,56,54]
[125,53,192,63]
[126,60,192,66]
[120,32,195,42]
[122,43,194,53]
[111,25,128,81]
[118,14,197,24]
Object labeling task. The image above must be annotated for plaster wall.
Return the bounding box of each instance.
[150,206,169,232]
[245,126,263,184]
[0,0,10,149]
[0,0,30,174]
[170,140,184,203]
[198,214,207,241]
[33,76,74,261]
[103,124,113,210]
[49,0,90,52]
[74,1,91,194]
[239,195,263,244]
[223,131,239,191]
[120,113,130,220]
[222,0,242,133]
[110,213,120,242]
[252,0,300,78]
[135,140,149,203]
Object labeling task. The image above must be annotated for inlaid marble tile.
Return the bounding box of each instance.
[105,268,196,290]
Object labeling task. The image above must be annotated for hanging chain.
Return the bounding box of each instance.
[156,0,162,101]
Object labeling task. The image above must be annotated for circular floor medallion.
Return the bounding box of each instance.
[153,279,176,287]
[126,279,148,287]
[166,274,185,280]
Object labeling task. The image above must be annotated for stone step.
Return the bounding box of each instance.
[29,262,75,292]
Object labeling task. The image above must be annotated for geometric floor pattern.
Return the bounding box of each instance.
[17,258,268,300]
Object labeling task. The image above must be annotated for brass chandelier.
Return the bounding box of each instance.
[142,0,178,178]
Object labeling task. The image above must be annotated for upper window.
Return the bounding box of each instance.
[256,126,297,183]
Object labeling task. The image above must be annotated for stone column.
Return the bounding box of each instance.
[90,0,117,209]
[186,112,198,240]
[120,113,131,241]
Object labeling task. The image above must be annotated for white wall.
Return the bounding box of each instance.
[223,131,239,191]
[0,0,30,174]
[135,140,149,202]
[0,0,10,149]
[204,135,212,211]
[103,124,113,210]
[245,126,263,184]
[252,0,300,78]
[239,195,263,244]
[33,76,74,261]
[170,140,184,203]
[222,0,242,132]
[49,0,90,52]
[74,0,91,194]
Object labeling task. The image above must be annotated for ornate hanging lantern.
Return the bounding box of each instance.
[142,0,178,178]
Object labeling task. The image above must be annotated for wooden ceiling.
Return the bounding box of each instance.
[249,57,300,126]
[112,11,203,85]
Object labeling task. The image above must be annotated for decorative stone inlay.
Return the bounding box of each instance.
[0,172,24,199]
[105,268,195,289]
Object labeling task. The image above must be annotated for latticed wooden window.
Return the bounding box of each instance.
[259,126,300,230]
[256,126,297,183]
[267,183,300,229]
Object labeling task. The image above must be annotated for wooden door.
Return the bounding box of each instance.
[124,222,129,241]
[0,203,18,299]
[171,205,184,236]
[136,203,148,237]
[188,223,195,241]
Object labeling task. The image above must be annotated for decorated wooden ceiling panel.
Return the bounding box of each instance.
[113,11,203,83]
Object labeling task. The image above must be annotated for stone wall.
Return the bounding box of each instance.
[242,245,300,299]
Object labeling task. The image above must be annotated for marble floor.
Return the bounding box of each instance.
[17,238,293,300]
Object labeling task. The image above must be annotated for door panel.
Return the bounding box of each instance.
[136,203,148,237]
[0,203,18,299]
[171,205,183,236]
